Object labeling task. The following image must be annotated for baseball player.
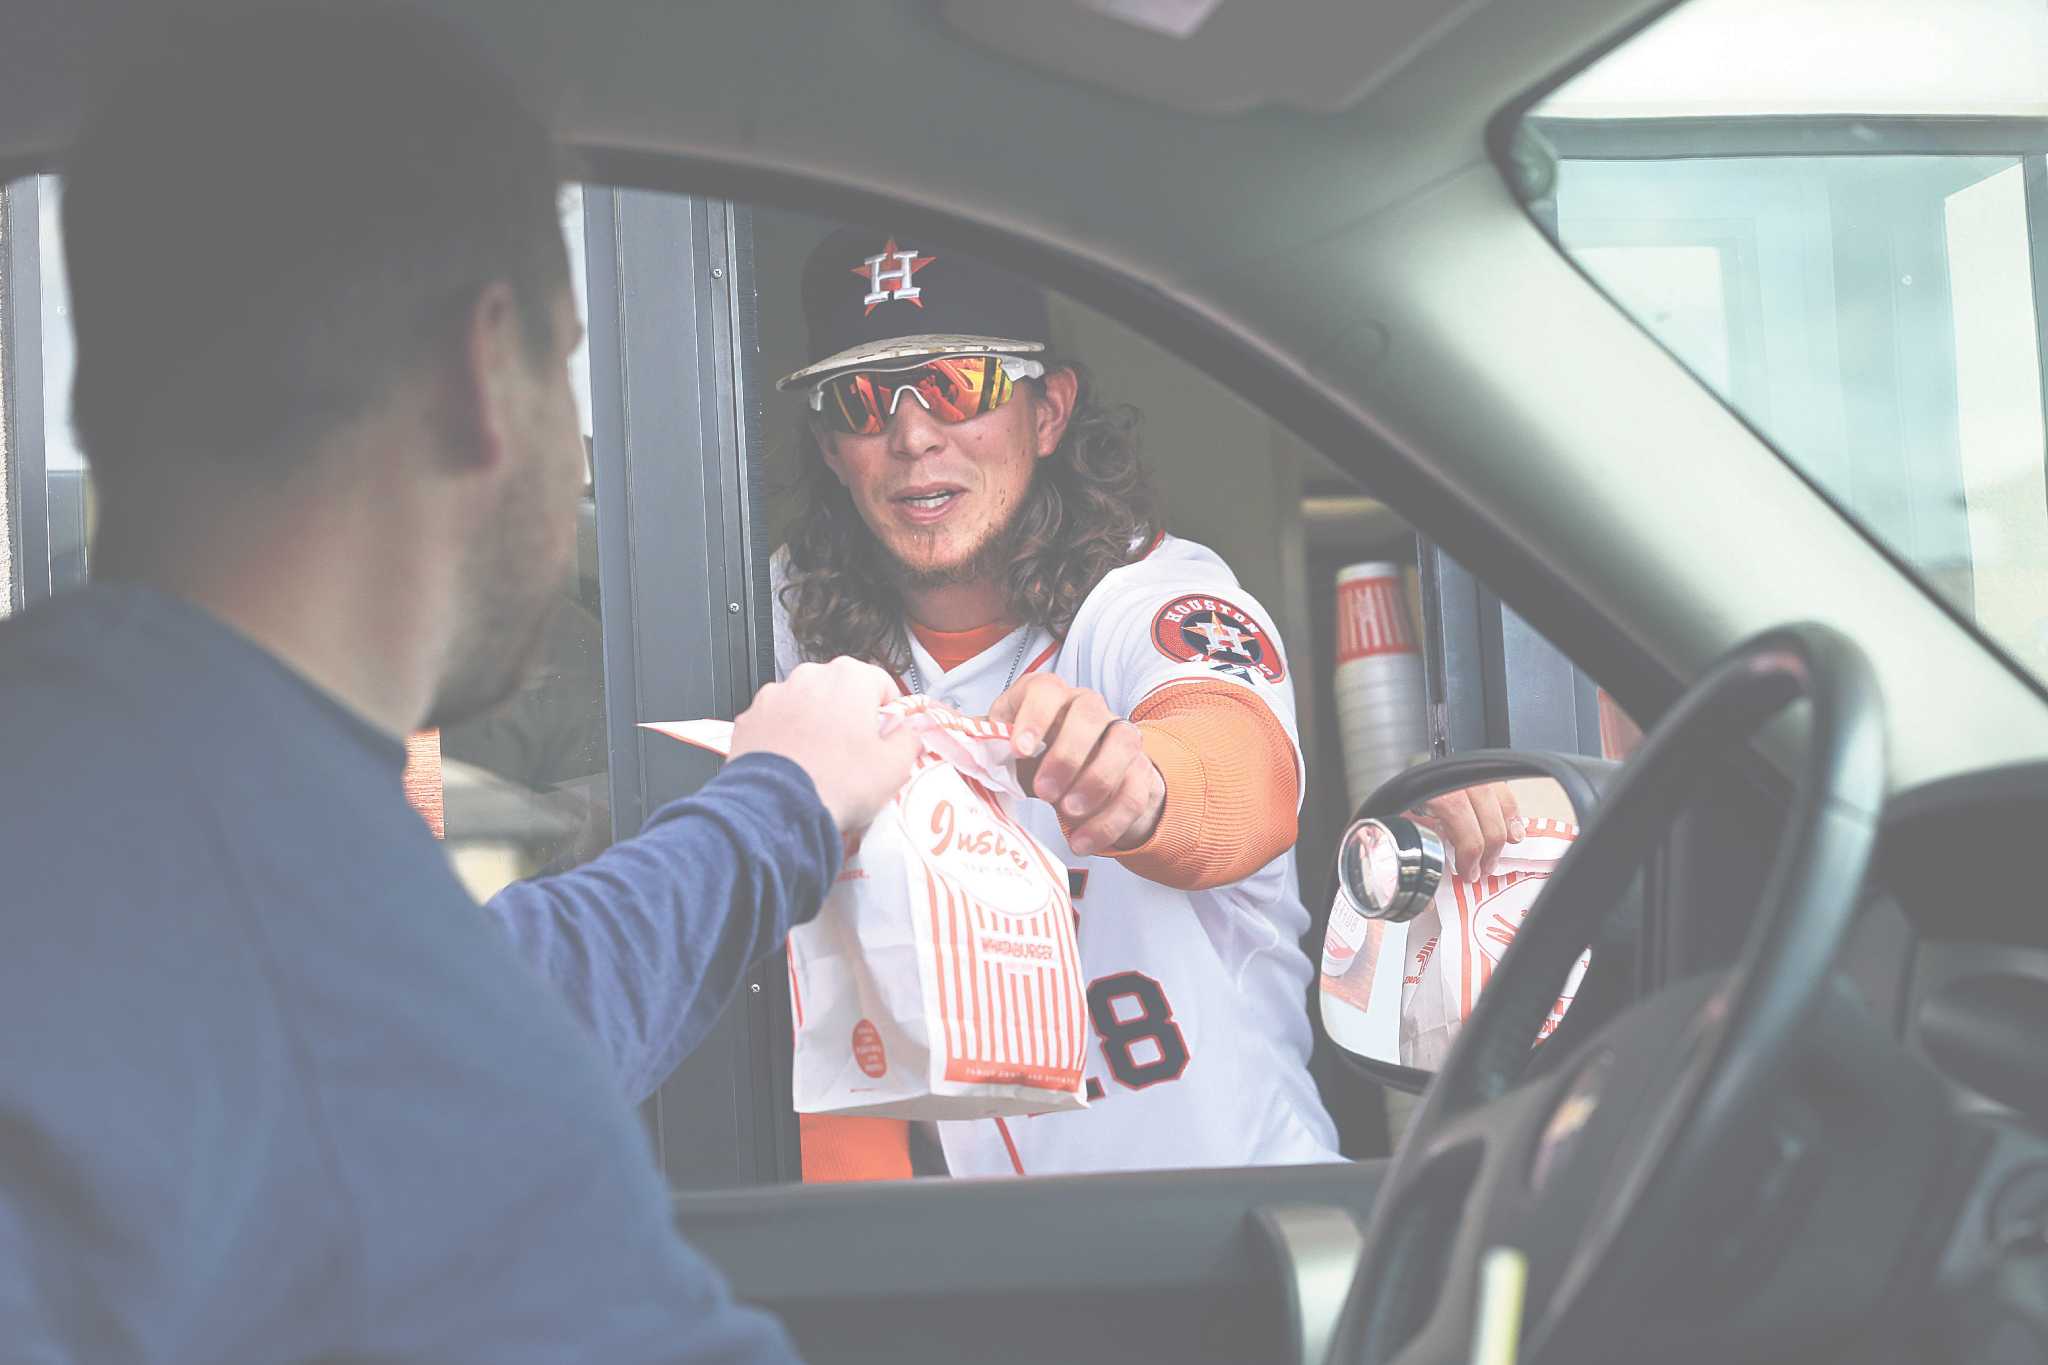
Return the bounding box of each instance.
[772,228,1344,1178]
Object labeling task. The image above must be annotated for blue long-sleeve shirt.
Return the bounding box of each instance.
[487,757,833,1102]
[0,585,828,1363]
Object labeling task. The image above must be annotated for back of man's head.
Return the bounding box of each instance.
[64,2,565,488]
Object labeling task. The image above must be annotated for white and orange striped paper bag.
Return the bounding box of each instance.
[643,696,1089,1120]
[1395,818,1591,1072]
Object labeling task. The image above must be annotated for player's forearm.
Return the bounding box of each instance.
[1105,683,1299,891]
[484,753,840,1102]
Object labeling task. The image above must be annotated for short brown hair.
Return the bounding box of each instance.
[63,3,567,479]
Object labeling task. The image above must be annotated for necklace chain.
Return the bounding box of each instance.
[902,623,1035,700]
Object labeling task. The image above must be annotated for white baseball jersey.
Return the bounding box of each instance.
[773,535,1341,1176]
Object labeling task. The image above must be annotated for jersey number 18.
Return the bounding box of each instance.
[1085,972,1191,1090]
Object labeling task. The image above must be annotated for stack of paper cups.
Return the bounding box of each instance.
[1334,562,1427,811]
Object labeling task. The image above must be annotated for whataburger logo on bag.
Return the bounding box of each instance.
[913,772,1047,917]
[901,740,1089,1096]
[896,706,1087,1094]
[641,697,1089,1120]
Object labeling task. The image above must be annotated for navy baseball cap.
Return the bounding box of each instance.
[775,226,1052,391]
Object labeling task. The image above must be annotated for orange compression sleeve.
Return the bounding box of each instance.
[1106,681,1300,892]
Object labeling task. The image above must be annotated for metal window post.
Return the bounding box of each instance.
[2,178,49,610]
[583,186,792,1189]
[1418,537,1604,758]
[2022,154,2048,523]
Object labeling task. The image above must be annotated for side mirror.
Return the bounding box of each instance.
[1317,752,1608,1096]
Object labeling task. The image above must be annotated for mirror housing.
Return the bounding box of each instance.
[1334,815,1445,926]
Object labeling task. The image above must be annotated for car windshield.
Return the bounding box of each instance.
[1522,0,2048,687]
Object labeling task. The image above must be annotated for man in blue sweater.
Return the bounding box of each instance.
[0,6,920,1361]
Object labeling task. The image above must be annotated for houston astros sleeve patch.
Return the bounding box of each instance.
[1149,593,1286,684]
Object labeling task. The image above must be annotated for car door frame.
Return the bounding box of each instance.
[580,184,802,1189]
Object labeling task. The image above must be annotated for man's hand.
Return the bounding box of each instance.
[728,658,921,834]
[1412,782,1525,884]
[990,674,1165,858]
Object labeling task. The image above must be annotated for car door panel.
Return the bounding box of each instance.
[676,1160,1387,1364]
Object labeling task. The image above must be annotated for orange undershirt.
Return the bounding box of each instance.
[912,619,1020,670]
[800,618,1300,1183]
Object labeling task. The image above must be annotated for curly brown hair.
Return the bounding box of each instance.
[778,358,1161,669]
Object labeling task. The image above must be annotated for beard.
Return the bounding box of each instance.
[425,447,567,730]
[884,483,1033,593]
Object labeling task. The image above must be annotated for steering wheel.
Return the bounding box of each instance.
[1331,624,1885,1364]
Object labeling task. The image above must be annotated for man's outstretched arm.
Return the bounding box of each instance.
[482,657,920,1102]
[486,753,839,1102]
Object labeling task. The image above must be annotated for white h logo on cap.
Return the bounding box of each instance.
[851,239,936,316]
[864,244,926,309]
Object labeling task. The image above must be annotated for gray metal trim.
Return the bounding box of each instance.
[1419,537,1604,758]
[708,200,760,687]
[46,467,87,591]
[1573,668,1604,759]
[1497,600,1604,756]
[1532,114,2048,161]
[1416,537,1486,757]
[0,177,14,613]
[581,184,665,1161]
[691,195,782,1188]
[584,187,645,838]
[585,184,780,1191]
[2024,155,2048,510]
[589,188,751,834]
[3,178,49,608]
[1249,1205,1366,1365]
[716,200,803,1185]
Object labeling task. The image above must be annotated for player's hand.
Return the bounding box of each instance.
[728,657,921,835]
[1411,782,1524,884]
[990,674,1165,858]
